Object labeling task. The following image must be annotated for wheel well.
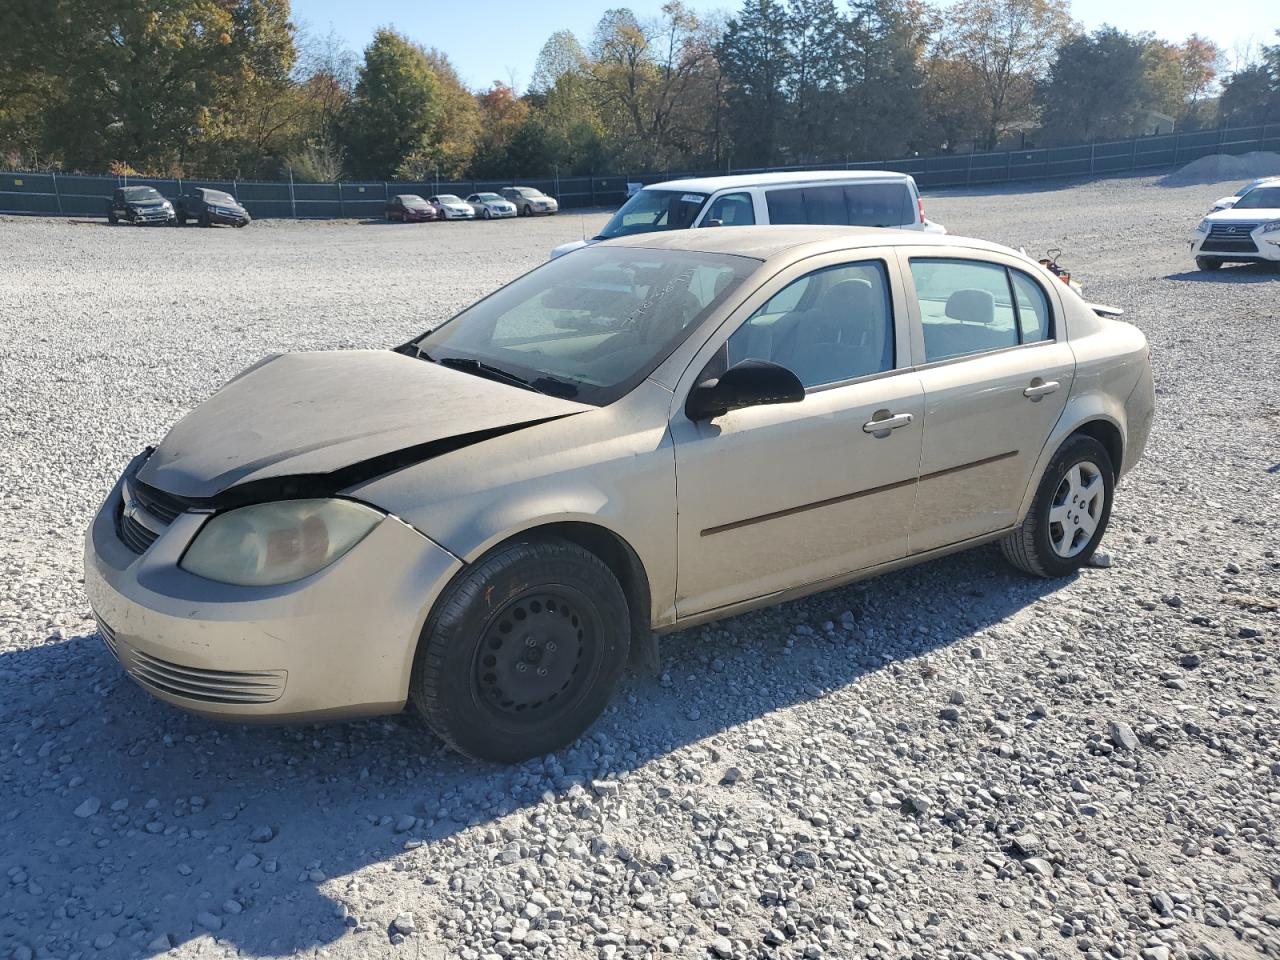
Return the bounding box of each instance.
[1071,419,1123,475]
[502,522,654,669]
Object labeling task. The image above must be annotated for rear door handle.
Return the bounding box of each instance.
[1023,379,1060,401]
[863,412,914,435]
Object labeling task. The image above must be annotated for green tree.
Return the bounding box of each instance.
[341,28,441,179]
[1040,27,1149,143]
[843,0,933,159]
[0,0,299,174]
[718,0,794,166]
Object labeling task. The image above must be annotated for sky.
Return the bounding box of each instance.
[289,0,1278,93]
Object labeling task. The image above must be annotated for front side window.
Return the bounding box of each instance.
[407,246,757,406]
[596,189,708,239]
[766,183,915,227]
[726,260,894,388]
[910,259,1053,363]
[704,192,756,226]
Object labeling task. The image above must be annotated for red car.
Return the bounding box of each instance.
[385,194,439,222]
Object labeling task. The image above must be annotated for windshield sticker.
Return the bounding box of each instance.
[681,194,703,204]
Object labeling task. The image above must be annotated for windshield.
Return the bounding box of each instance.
[202,190,235,205]
[399,195,427,206]
[435,195,462,204]
[1232,186,1280,210]
[405,246,757,406]
[516,188,543,198]
[121,187,162,202]
[596,189,708,240]
[477,193,502,202]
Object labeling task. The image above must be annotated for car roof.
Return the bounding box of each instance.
[599,225,1020,264]
[644,170,916,193]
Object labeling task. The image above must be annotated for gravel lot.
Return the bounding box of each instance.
[1,176,1278,960]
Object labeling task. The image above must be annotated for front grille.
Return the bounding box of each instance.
[128,649,286,704]
[116,478,187,555]
[95,615,120,662]
[118,510,159,553]
[130,480,185,523]
[1203,223,1260,253]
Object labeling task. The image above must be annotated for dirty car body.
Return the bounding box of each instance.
[85,226,1154,761]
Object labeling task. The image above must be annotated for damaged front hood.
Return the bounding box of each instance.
[136,350,591,502]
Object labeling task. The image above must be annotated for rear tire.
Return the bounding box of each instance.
[1000,435,1114,578]
[108,212,118,225]
[410,537,630,763]
[1196,256,1223,271]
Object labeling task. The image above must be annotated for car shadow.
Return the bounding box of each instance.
[0,545,1068,957]
[1166,264,1279,283]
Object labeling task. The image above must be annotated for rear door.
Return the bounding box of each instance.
[670,252,924,618]
[898,250,1074,554]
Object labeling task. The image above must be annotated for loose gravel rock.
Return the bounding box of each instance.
[1,177,1278,958]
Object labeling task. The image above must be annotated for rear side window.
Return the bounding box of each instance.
[910,259,1054,363]
[766,183,915,227]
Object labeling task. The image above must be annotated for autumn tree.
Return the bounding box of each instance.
[939,0,1074,150]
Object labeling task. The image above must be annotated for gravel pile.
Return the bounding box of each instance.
[1160,151,1280,187]
[1,178,1278,960]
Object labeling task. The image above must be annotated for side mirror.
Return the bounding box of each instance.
[704,218,723,227]
[685,359,805,421]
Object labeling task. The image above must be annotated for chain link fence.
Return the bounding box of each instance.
[2,123,1276,220]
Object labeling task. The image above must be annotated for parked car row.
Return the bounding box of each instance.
[105,184,561,228]
[385,188,559,222]
[107,186,251,227]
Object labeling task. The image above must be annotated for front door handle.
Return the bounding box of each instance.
[1023,379,1060,401]
[863,411,914,435]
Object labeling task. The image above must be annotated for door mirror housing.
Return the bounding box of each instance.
[685,359,805,421]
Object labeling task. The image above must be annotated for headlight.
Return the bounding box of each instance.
[1260,221,1280,234]
[162,201,173,210]
[1192,220,1210,235]
[180,499,382,586]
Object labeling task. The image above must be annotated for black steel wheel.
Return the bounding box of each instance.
[410,537,630,763]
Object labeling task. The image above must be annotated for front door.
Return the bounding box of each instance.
[900,253,1074,554]
[671,256,925,618]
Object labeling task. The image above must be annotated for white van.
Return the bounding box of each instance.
[551,170,944,258]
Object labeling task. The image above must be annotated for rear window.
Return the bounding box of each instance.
[766,182,915,228]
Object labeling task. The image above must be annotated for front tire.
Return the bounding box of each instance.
[1000,435,1114,578]
[410,537,630,763]
[482,208,491,220]
[1196,256,1223,271]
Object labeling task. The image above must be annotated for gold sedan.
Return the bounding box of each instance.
[85,226,1154,762]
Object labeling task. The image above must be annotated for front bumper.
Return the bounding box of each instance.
[207,208,251,226]
[130,208,175,225]
[84,470,461,722]
[1191,228,1280,262]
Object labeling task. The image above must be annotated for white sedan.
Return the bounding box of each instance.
[1191,181,1280,271]
[428,195,476,220]
[467,193,518,220]
[1209,176,1279,212]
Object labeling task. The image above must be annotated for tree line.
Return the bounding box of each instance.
[0,0,1276,182]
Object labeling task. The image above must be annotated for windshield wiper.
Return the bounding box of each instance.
[432,355,542,393]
